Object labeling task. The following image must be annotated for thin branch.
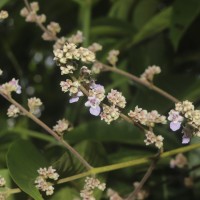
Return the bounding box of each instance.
[125,156,159,200]
[102,63,179,103]
[0,93,92,171]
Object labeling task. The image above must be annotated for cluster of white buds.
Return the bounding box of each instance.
[128,106,166,127]
[67,31,84,44]
[0,78,21,96]
[0,10,8,20]
[53,118,73,135]
[7,105,20,118]
[53,37,67,51]
[80,177,106,200]
[170,153,188,168]
[35,166,59,196]
[60,65,76,75]
[140,65,161,82]
[54,43,95,68]
[20,2,46,24]
[42,22,61,41]
[107,89,126,108]
[107,50,119,66]
[168,100,200,143]
[28,97,43,115]
[0,176,6,187]
[91,62,103,74]
[100,105,120,124]
[88,43,102,53]
[144,131,164,149]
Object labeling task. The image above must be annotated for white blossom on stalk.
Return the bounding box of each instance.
[35,166,59,196]
[144,131,164,149]
[0,10,8,19]
[88,43,102,53]
[7,105,20,118]
[107,50,119,66]
[0,78,21,95]
[140,65,161,82]
[67,30,84,44]
[28,97,43,115]
[80,177,106,200]
[107,89,126,108]
[53,118,73,135]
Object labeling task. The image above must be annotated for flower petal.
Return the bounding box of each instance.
[89,106,101,116]
[170,122,181,131]
[182,136,190,144]
[69,97,79,103]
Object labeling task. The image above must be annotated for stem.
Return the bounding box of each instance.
[0,93,92,171]
[81,1,91,47]
[102,63,179,103]
[126,159,157,200]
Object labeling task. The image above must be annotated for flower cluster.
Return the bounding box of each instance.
[91,62,103,74]
[85,83,105,116]
[20,2,46,24]
[170,153,188,168]
[28,97,43,115]
[53,118,73,135]
[128,106,166,127]
[100,105,120,124]
[168,100,200,143]
[60,79,83,103]
[7,105,20,118]
[67,30,83,44]
[144,131,164,149]
[0,176,6,187]
[0,10,8,20]
[140,65,161,82]
[35,166,59,196]
[80,177,106,200]
[107,89,126,108]
[88,43,102,53]
[107,50,119,66]
[0,78,21,96]
[54,42,95,68]
[42,22,60,41]
[53,31,84,50]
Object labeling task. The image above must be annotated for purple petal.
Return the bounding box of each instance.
[170,122,181,131]
[182,136,190,144]
[69,97,79,103]
[77,91,83,97]
[89,106,101,116]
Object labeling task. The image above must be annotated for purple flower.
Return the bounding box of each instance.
[85,96,101,116]
[168,110,183,131]
[69,91,83,103]
[182,135,190,144]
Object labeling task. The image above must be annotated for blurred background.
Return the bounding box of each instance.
[1,0,200,199]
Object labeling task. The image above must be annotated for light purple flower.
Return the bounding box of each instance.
[182,135,190,144]
[69,91,83,103]
[10,78,22,94]
[168,110,183,131]
[85,96,101,116]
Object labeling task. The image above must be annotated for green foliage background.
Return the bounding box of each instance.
[1,0,200,199]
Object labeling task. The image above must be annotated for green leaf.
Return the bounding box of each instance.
[7,140,48,200]
[0,0,10,9]
[130,7,172,46]
[109,0,136,20]
[133,0,160,29]
[64,120,143,145]
[53,140,107,176]
[170,0,200,50]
